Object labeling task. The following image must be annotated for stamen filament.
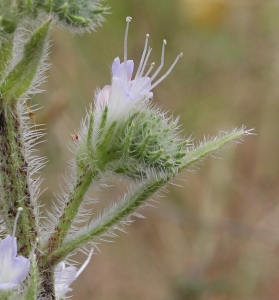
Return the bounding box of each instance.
[144,62,155,78]
[131,48,153,94]
[124,17,132,81]
[76,248,94,278]
[134,34,150,81]
[12,207,23,239]
[150,39,167,82]
[138,47,152,79]
[150,52,183,90]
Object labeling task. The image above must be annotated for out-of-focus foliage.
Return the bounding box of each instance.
[0,0,106,36]
[35,0,279,299]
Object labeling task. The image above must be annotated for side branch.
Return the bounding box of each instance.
[45,167,96,254]
[45,174,168,265]
[44,128,248,265]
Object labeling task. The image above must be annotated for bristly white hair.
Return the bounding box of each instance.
[65,168,171,248]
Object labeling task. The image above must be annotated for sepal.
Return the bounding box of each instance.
[179,127,251,172]
[75,106,190,178]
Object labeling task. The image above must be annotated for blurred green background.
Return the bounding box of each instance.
[34,0,279,299]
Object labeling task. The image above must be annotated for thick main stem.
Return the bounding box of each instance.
[0,101,37,257]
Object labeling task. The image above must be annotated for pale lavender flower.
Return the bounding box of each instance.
[0,208,30,290]
[55,248,94,298]
[55,262,77,297]
[96,16,183,122]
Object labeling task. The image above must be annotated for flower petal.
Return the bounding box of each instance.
[0,282,19,290]
[55,265,77,296]
[119,60,134,81]
[0,235,29,289]
[0,236,16,259]
[96,85,112,108]
[112,57,121,76]
[10,256,29,283]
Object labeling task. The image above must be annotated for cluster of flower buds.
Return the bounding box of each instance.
[0,0,106,37]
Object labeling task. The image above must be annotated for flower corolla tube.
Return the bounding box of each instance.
[55,248,94,297]
[96,16,183,123]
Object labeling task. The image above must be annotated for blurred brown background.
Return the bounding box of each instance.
[35,0,279,299]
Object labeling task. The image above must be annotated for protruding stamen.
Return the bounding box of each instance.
[144,62,155,78]
[150,39,167,82]
[135,34,150,81]
[28,238,39,262]
[12,207,23,239]
[150,52,183,90]
[124,17,132,63]
[138,47,152,79]
[124,17,132,85]
[76,248,94,278]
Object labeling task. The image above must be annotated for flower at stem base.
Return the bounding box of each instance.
[55,248,94,298]
[0,208,30,290]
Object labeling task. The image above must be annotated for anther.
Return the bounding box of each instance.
[144,62,156,78]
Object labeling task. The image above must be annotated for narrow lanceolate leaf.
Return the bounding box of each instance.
[46,128,250,265]
[0,19,51,101]
[44,173,168,266]
[179,127,250,172]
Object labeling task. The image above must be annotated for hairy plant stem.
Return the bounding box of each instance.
[0,100,37,257]
[45,175,168,265]
[39,167,96,299]
[46,166,97,254]
[45,128,247,265]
